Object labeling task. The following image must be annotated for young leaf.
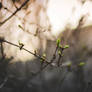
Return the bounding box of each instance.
[56,38,61,47]
[58,50,61,55]
[59,45,63,48]
[61,54,64,56]
[64,45,69,49]
[18,40,24,50]
[18,25,24,30]
[40,57,45,62]
[40,59,44,62]
[67,63,72,72]
[67,62,72,67]
[40,53,46,62]
[34,49,38,54]
[78,62,85,66]
[42,53,46,58]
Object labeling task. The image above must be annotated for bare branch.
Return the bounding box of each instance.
[0,0,30,25]
[0,42,5,59]
[0,39,50,64]
[0,77,8,89]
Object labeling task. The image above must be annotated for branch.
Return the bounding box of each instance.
[0,0,30,25]
[0,37,51,65]
[5,40,50,63]
[0,42,5,59]
[0,37,66,80]
[0,38,56,78]
[0,77,8,89]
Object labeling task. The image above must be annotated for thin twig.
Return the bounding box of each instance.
[0,42,5,59]
[0,77,8,89]
[0,39,55,80]
[0,0,30,25]
[0,37,66,81]
[3,39,50,64]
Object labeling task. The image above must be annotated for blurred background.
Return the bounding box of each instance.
[0,0,92,92]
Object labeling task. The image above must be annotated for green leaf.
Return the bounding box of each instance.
[59,45,63,48]
[40,53,46,62]
[18,40,24,50]
[42,53,46,57]
[78,62,85,66]
[56,38,61,47]
[18,25,24,30]
[67,62,72,67]
[34,49,38,54]
[64,45,69,49]
[40,57,45,62]
[61,54,64,56]
[18,40,24,45]
[58,50,61,55]
[40,59,44,62]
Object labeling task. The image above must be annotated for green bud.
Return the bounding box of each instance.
[67,62,72,67]
[18,40,24,50]
[56,38,61,47]
[59,45,63,48]
[64,45,69,49]
[58,50,61,55]
[42,53,46,57]
[78,62,85,66]
[18,25,24,30]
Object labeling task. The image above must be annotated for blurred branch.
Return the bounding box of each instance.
[0,0,30,25]
[0,77,8,89]
[0,36,68,81]
[0,42,5,59]
[84,80,92,92]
